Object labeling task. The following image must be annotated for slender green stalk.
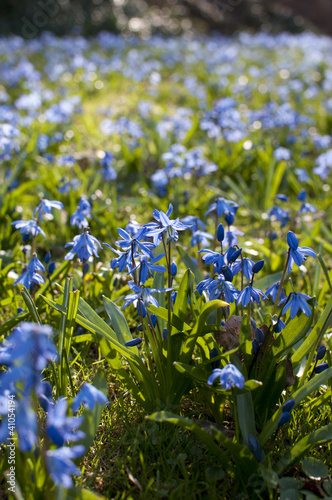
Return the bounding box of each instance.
[272,250,290,316]
[232,388,240,443]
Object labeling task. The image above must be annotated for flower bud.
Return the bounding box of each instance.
[255,328,264,344]
[217,223,224,242]
[297,189,306,202]
[125,338,143,347]
[252,338,260,356]
[150,314,157,328]
[252,260,264,274]
[225,213,234,226]
[282,399,295,413]
[48,261,56,275]
[278,411,291,427]
[137,302,146,318]
[209,347,221,370]
[276,194,289,202]
[221,266,233,282]
[316,345,326,361]
[287,231,298,250]
[45,251,52,264]
[314,362,328,374]
[170,261,177,277]
[267,230,277,241]
[83,262,90,275]
[229,247,242,264]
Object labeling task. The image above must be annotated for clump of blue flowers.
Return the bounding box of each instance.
[0,322,109,490]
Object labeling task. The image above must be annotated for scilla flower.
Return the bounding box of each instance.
[64,228,103,263]
[287,231,316,273]
[207,363,245,390]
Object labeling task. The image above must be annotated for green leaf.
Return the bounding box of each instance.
[0,311,30,335]
[254,271,283,291]
[272,309,313,360]
[275,423,332,476]
[148,411,230,469]
[180,300,228,364]
[102,296,133,345]
[172,269,194,332]
[292,293,332,369]
[21,286,42,324]
[177,246,204,283]
[148,304,191,332]
[260,366,332,445]
[236,390,256,446]
[301,457,329,480]
[67,488,106,500]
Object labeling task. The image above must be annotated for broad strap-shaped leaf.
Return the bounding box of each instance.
[172,269,195,332]
[274,423,332,476]
[181,300,228,364]
[102,296,133,345]
[292,293,332,368]
[148,304,191,331]
[272,309,313,361]
[260,366,332,445]
[177,246,204,283]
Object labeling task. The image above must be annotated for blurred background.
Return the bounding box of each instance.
[1,0,332,38]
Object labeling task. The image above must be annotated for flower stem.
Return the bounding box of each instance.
[272,250,290,316]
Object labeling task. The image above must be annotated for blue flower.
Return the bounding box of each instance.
[16,400,38,452]
[275,318,286,333]
[279,292,312,319]
[46,445,85,488]
[181,215,205,233]
[224,229,244,247]
[65,229,103,262]
[99,151,117,181]
[47,398,85,446]
[115,226,155,259]
[11,219,46,238]
[70,197,91,229]
[130,254,166,284]
[33,198,64,222]
[0,323,57,373]
[71,383,109,413]
[287,231,316,273]
[107,246,132,272]
[191,230,214,248]
[298,202,317,216]
[146,204,190,245]
[207,363,245,390]
[273,147,291,161]
[267,206,290,227]
[198,249,225,274]
[231,258,254,280]
[14,264,45,289]
[265,282,284,303]
[205,197,239,218]
[123,281,172,309]
[205,274,238,303]
[237,286,266,308]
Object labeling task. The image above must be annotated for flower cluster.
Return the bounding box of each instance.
[0,322,109,488]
